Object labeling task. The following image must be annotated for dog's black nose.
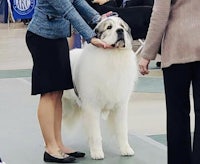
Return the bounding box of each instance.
[116,28,124,34]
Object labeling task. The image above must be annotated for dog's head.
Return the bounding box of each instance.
[94,16,133,49]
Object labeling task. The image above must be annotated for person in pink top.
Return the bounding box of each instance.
[139,0,200,164]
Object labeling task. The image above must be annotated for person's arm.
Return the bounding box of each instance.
[73,0,102,24]
[139,0,171,75]
[141,0,171,60]
[47,0,97,43]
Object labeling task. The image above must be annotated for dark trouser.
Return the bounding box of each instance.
[163,61,200,164]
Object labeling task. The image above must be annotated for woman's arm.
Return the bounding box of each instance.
[141,0,171,60]
[73,0,102,25]
[139,0,171,75]
[47,0,96,42]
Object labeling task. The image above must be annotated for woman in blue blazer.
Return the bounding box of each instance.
[26,0,112,163]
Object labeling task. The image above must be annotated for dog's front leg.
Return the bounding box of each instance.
[113,103,134,156]
[82,103,104,160]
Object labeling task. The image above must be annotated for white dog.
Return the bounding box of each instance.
[62,16,138,160]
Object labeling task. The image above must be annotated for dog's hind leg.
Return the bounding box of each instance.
[110,103,134,156]
[82,103,104,160]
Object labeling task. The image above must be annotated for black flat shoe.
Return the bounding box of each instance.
[44,151,76,163]
[67,151,85,158]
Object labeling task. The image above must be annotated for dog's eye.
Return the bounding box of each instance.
[107,25,112,30]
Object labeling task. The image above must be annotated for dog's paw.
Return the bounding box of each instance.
[90,149,104,160]
[120,145,135,156]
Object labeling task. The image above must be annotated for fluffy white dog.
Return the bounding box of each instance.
[62,16,138,160]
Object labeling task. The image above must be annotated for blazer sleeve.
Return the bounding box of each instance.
[47,0,99,43]
[141,0,171,60]
[73,0,101,25]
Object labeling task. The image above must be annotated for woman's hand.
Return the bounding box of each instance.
[101,11,113,19]
[92,0,109,5]
[90,37,113,48]
[138,57,150,75]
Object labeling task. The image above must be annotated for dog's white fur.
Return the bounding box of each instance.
[62,16,138,159]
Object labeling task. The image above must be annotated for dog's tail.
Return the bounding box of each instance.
[62,89,82,130]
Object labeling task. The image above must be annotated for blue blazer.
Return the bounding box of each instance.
[28,0,101,42]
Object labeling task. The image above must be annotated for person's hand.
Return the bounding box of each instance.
[139,57,150,75]
[90,37,113,48]
[92,0,109,5]
[101,11,113,20]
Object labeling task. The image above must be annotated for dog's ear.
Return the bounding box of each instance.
[94,18,110,38]
[94,28,99,35]
[127,26,132,37]
[94,28,102,39]
[120,19,133,39]
[120,19,129,32]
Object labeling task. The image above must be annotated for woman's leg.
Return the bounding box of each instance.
[54,91,74,153]
[192,61,200,164]
[38,91,63,156]
[163,63,192,164]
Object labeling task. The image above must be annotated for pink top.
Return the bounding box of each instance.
[141,0,200,68]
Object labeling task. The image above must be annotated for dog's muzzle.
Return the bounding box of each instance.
[112,28,125,48]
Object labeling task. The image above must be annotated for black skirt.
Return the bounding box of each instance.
[26,31,73,95]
